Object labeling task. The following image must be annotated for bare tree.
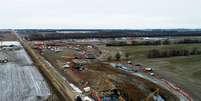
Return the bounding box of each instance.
[115,52,121,61]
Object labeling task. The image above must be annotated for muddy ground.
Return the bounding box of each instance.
[41,45,178,101]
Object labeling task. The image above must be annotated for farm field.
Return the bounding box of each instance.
[104,44,201,101]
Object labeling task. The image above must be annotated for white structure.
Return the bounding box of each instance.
[83,87,91,92]
[63,64,70,68]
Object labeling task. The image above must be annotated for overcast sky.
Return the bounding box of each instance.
[0,0,201,29]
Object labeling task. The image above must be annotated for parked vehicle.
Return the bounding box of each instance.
[0,57,8,63]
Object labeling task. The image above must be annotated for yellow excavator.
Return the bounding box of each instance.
[145,88,160,101]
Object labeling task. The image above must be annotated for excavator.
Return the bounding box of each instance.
[145,88,162,101]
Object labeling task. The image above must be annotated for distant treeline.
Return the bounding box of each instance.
[107,39,201,46]
[176,39,201,44]
[0,31,11,34]
[17,29,201,40]
[147,48,201,58]
[106,40,171,46]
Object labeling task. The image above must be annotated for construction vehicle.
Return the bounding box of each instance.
[0,52,8,63]
[0,57,8,63]
[145,88,163,101]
